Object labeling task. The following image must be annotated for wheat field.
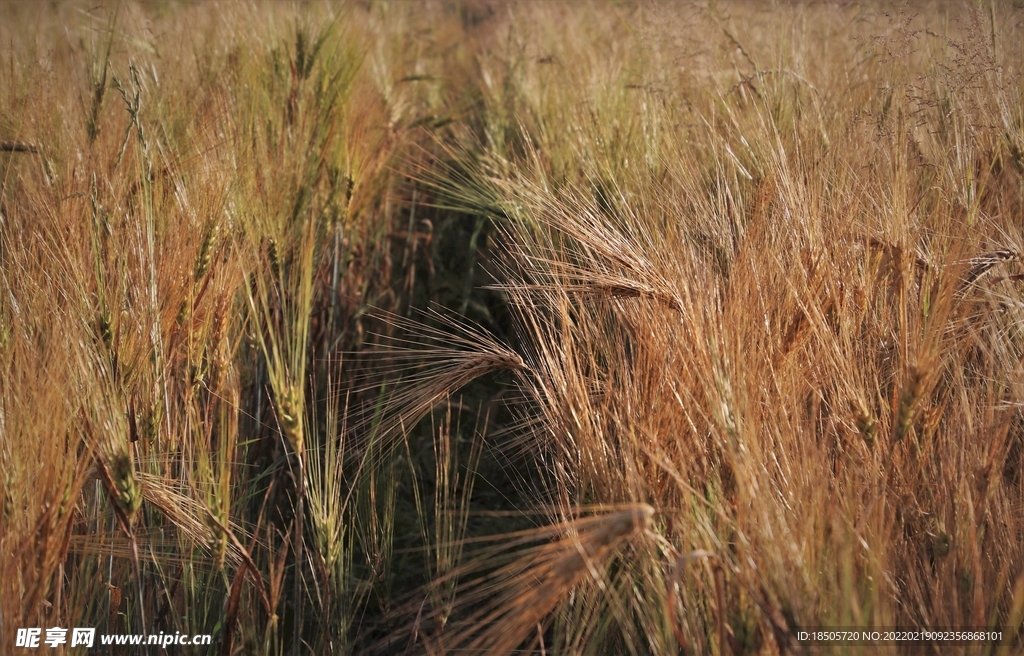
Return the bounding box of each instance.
[2,1,1023,654]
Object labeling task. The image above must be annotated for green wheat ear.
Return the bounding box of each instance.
[276,386,304,456]
[893,364,927,443]
[99,451,140,529]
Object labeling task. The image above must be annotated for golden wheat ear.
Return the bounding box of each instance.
[391,504,655,655]
[957,250,1019,293]
[346,306,527,452]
